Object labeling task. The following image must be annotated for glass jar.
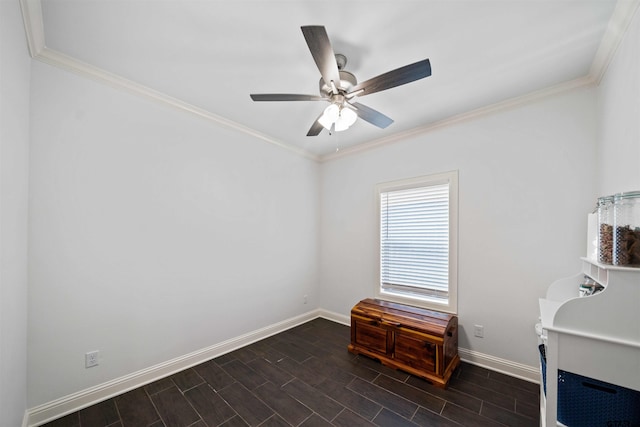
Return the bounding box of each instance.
[613,191,640,267]
[597,195,614,264]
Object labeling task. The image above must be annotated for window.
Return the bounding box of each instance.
[376,171,458,313]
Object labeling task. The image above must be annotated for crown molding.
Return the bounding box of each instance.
[320,76,595,162]
[18,0,318,162]
[16,0,317,162]
[19,0,637,164]
[33,48,319,161]
[589,0,640,84]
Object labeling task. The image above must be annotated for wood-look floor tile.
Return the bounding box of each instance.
[253,381,312,426]
[150,385,201,427]
[298,414,333,427]
[145,376,175,395]
[440,402,503,426]
[372,408,419,426]
[448,375,515,411]
[246,357,293,387]
[405,375,482,413]
[332,408,376,427]
[270,339,313,363]
[515,399,540,419]
[218,415,249,427]
[373,374,446,414]
[79,398,119,426]
[303,356,356,385]
[220,359,267,390]
[217,382,273,426]
[315,378,382,421]
[243,341,287,364]
[215,347,258,366]
[257,414,291,427]
[488,370,540,394]
[171,368,204,392]
[281,378,343,421]
[481,400,539,427]
[457,363,491,378]
[184,383,236,427]
[411,407,461,427]
[354,355,411,382]
[39,319,540,427]
[115,388,160,427]
[284,325,320,345]
[276,357,325,387]
[459,368,538,403]
[41,412,80,427]
[322,354,380,383]
[347,377,417,419]
[193,359,235,391]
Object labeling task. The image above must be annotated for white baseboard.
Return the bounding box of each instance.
[25,309,321,427]
[25,310,539,426]
[458,347,540,384]
[317,308,350,325]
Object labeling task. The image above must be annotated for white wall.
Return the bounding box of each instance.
[27,61,320,407]
[0,0,30,424]
[320,87,597,367]
[597,6,640,195]
[22,3,639,411]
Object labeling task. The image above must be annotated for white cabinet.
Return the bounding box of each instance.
[539,259,640,427]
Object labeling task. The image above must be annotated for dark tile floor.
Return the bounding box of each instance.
[41,318,540,427]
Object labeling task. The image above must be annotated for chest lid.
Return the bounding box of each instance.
[351,298,456,336]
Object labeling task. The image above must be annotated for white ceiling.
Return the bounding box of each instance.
[23,0,636,159]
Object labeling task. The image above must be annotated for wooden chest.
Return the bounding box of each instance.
[348,298,460,388]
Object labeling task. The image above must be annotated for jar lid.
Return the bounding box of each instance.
[614,191,640,200]
[598,195,614,205]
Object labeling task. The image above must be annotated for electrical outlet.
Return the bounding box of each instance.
[474,325,484,338]
[303,295,308,304]
[85,351,99,368]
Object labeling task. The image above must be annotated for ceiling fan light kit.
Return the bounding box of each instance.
[250,25,431,136]
[318,103,358,132]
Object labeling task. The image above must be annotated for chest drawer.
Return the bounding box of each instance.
[394,328,437,373]
[352,315,392,355]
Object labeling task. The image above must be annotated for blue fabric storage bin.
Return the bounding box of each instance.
[538,344,547,395]
[557,370,640,427]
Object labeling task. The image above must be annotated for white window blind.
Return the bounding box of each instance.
[378,173,456,311]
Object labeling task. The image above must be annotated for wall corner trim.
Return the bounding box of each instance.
[19,0,45,57]
[589,0,640,85]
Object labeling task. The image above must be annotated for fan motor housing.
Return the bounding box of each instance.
[319,70,357,96]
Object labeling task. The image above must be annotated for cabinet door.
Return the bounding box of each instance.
[352,316,391,356]
[394,329,437,373]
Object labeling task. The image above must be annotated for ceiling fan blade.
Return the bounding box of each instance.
[301,26,341,91]
[348,59,431,97]
[306,115,325,136]
[351,102,394,129]
[250,94,326,102]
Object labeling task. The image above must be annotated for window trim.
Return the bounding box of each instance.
[375,171,458,314]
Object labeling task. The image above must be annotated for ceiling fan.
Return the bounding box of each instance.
[250,26,431,136]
